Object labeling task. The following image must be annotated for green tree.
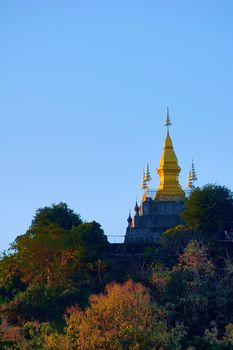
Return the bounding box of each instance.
[0,204,108,324]
[182,184,233,237]
[31,202,82,230]
[70,222,108,264]
[160,225,200,265]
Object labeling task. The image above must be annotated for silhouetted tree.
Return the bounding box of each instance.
[182,184,233,237]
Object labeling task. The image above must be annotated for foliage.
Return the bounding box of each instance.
[169,241,216,336]
[160,225,201,264]
[175,240,214,277]
[31,202,82,230]
[0,204,108,324]
[0,318,23,349]
[1,198,233,349]
[62,280,186,350]
[182,184,233,236]
[20,321,53,350]
[148,262,171,299]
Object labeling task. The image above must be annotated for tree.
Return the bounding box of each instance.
[182,184,233,237]
[12,224,67,288]
[70,221,109,264]
[175,240,214,278]
[148,262,171,303]
[169,241,215,336]
[159,225,201,265]
[0,205,108,324]
[61,280,185,350]
[31,202,82,230]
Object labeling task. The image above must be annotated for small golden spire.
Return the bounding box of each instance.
[141,170,148,190]
[191,159,197,182]
[186,160,197,189]
[186,170,193,189]
[144,163,152,182]
[141,169,148,203]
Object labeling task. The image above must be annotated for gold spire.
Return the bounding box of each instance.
[155,111,185,201]
[191,159,197,182]
[186,160,197,189]
[186,170,193,189]
[141,169,148,202]
[141,170,148,190]
[144,163,152,182]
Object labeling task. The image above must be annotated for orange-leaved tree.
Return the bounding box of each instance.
[55,279,185,350]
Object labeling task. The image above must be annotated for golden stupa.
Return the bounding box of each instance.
[155,109,185,201]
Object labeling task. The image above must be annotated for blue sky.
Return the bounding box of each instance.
[0,0,233,249]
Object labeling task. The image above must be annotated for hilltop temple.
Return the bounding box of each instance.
[125,109,197,243]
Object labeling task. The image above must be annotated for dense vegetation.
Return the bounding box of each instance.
[1,185,233,349]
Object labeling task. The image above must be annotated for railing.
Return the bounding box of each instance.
[146,189,156,199]
[147,189,191,198]
[107,235,125,244]
[125,233,159,243]
[107,234,160,244]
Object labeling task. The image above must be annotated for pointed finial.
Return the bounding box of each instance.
[127,209,132,222]
[127,209,132,227]
[141,169,148,189]
[186,170,193,189]
[134,200,139,215]
[164,107,172,132]
[144,163,152,182]
[186,159,197,190]
[191,159,197,182]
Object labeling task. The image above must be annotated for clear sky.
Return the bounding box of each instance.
[0,0,233,249]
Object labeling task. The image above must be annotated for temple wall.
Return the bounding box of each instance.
[125,199,185,243]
